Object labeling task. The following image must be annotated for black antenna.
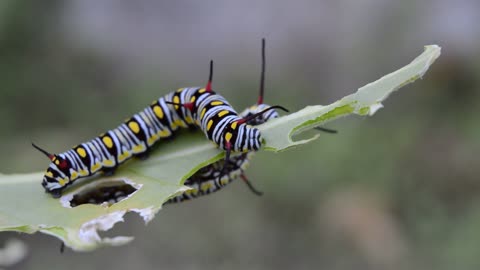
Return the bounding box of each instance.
[206,60,213,92]
[258,38,266,104]
[32,143,54,160]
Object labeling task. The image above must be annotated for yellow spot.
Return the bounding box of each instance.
[55,160,60,165]
[133,145,146,153]
[217,110,229,117]
[118,152,130,162]
[231,121,238,130]
[198,88,206,93]
[70,171,78,180]
[58,178,66,186]
[173,96,180,104]
[176,88,184,93]
[147,135,158,145]
[190,96,196,103]
[46,171,53,178]
[76,148,87,158]
[200,108,206,119]
[174,119,183,127]
[220,178,229,185]
[153,105,164,119]
[207,119,214,131]
[158,130,171,138]
[91,163,101,172]
[225,132,232,142]
[200,182,212,192]
[103,159,114,166]
[184,116,193,124]
[128,121,140,134]
[173,119,184,129]
[102,136,114,148]
[211,101,223,106]
[186,188,198,196]
[79,169,88,176]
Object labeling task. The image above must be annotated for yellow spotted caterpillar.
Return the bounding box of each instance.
[33,40,287,198]
[165,40,336,204]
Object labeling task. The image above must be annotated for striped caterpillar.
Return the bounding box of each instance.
[165,39,275,203]
[165,40,336,204]
[165,104,277,204]
[165,106,337,204]
[33,41,286,198]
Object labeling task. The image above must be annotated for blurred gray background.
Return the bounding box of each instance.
[0,0,479,269]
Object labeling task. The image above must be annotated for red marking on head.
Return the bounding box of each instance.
[225,140,232,149]
[205,81,212,92]
[58,159,68,170]
[48,154,55,161]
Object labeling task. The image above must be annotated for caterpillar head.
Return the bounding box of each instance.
[239,103,280,125]
[33,144,71,198]
[230,105,287,152]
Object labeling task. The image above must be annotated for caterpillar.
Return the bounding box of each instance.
[165,39,275,203]
[164,105,276,204]
[33,43,287,198]
[164,105,337,204]
[165,39,337,204]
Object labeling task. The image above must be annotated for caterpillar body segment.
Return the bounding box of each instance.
[35,40,289,199]
[164,39,335,204]
[165,152,255,204]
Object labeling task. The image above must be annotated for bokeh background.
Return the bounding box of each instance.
[1,1,479,269]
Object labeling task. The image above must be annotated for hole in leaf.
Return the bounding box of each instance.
[98,212,144,239]
[69,180,138,207]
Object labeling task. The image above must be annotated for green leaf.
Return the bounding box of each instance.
[0,45,441,251]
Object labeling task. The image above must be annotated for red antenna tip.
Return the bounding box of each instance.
[257,96,263,105]
[205,81,212,92]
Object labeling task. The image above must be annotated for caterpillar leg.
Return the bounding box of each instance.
[102,167,116,176]
[220,141,233,177]
[240,174,263,196]
[135,150,150,161]
[60,241,65,254]
[51,189,62,198]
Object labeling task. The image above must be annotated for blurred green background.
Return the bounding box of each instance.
[1,1,479,269]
